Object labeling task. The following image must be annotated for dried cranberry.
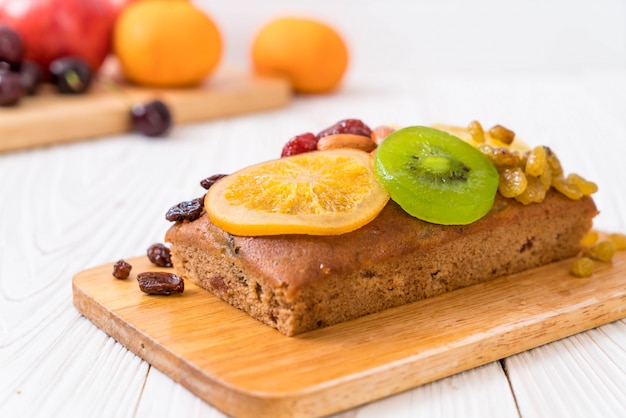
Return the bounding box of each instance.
[281,132,319,157]
[165,197,204,222]
[112,259,132,280]
[137,271,184,295]
[146,243,172,267]
[200,174,227,190]
[317,119,372,139]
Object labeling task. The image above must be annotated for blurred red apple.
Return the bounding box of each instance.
[0,0,128,76]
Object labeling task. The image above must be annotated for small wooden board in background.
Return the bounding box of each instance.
[0,69,291,153]
[72,251,626,418]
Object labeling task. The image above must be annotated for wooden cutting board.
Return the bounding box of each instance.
[72,251,626,418]
[0,68,290,153]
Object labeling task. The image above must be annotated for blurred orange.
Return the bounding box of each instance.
[251,17,349,94]
[113,0,221,88]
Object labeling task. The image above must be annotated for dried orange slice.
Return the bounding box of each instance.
[205,149,390,236]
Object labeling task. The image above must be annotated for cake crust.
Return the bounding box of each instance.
[166,190,597,336]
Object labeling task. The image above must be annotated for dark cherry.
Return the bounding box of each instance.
[49,56,93,94]
[0,25,24,71]
[19,60,43,95]
[317,119,372,138]
[131,99,172,137]
[281,132,319,157]
[0,70,25,106]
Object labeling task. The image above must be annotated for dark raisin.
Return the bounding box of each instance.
[209,276,229,292]
[165,197,204,222]
[281,132,319,157]
[317,119,372,139]
[131,99,172,137]
[147,243,172,267]
[200,174,227,189]
[137,271,184,295]
[112,259,132,280]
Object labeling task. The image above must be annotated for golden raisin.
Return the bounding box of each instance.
[499,167,527,198]
[580,230,599,247]
[608,233,626,250]
[488,124,515,145]
[490,147,523,168]
[525,146,547,177]
[539,163,552,191]
[467,120,485,143]
[514,175,546,205]
[546,148,563,177]
[567,173,598,196]
[589,240,616,262]
[552,176,583,200]
[570,257,594,278]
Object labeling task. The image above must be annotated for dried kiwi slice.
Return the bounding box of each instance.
[374,126,499,225]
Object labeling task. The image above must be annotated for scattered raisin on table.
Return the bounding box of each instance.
[588,240,616,262]
[137,271,184,295]
[165,197,204,222]
[147,243,173,267]
[200,174,227,190]
[570,257,594,278]
[112,259,132,280]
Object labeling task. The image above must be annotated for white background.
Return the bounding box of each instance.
[200,0,626,73]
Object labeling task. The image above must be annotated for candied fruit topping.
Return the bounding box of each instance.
[436,122,599,204]
[567,173,598,196]
[525,146,547,177]
[551,176,583,200]
[200,174,227,190]
[498,167,527,198]
[467,120,486,143]
[281,132,319,157]
[488,124,516,145]
[318,118,372,139]
[514,175,545,205]
[165,197,204,222]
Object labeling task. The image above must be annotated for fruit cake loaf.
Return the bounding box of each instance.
[165,190,596,336]
[164,120,599,336]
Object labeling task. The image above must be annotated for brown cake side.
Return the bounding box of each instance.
[165,190,597,336]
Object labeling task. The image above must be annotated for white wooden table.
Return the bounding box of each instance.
[1,1,625,417]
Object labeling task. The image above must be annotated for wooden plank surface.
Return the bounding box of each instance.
[71,251,626,418]
[0,69,290,153]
